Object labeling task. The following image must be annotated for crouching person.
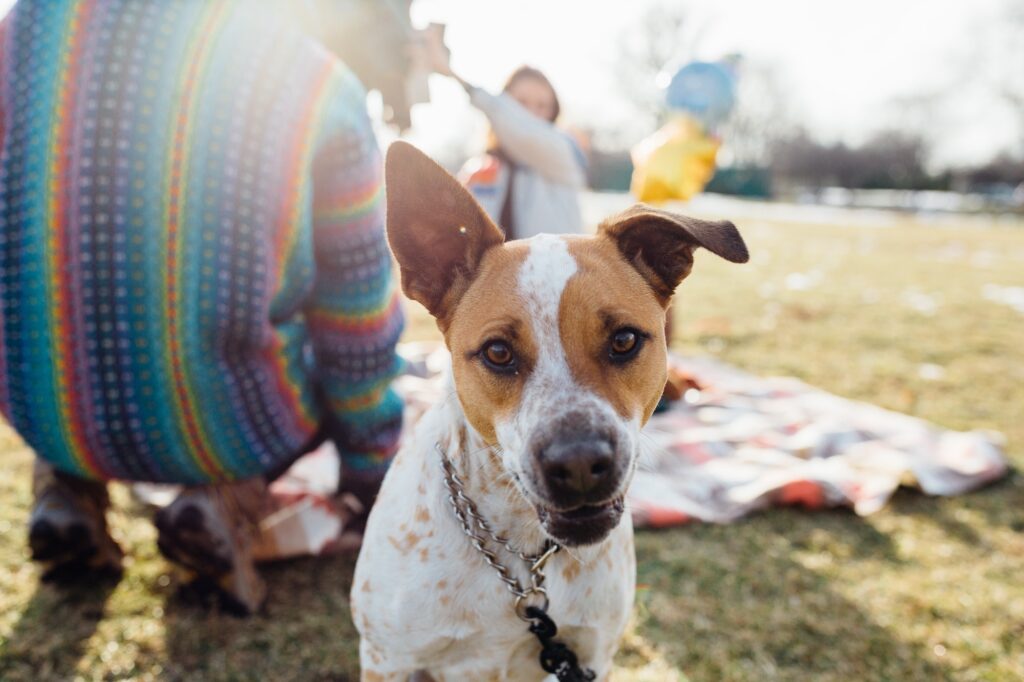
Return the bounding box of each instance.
[0,0,403,613]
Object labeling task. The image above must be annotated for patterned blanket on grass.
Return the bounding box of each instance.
[396,343,1008,528]
[234,342,1009,558]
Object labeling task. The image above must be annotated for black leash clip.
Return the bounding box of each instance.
[524,606,597,682]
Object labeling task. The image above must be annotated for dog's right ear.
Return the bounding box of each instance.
[599,204,748,305]
[386,141,505,323]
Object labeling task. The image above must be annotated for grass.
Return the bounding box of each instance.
[1,201,1023,681]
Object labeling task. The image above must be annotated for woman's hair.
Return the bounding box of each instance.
[502,65,560,122]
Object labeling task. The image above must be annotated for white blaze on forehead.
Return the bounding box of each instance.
[507,235,579,413]
[495,234,581,466]
[517,234,577,339]
[515,235,596,419]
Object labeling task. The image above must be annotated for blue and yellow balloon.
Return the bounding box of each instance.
[631,60,737,203]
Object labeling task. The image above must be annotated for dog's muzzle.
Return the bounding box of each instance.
[529,429,628,546]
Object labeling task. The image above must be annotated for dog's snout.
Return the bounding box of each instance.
[538,436,617,506]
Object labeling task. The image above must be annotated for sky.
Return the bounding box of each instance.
[0,0,1016,168]
[407,0,1019,168]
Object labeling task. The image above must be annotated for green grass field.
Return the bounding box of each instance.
[1,204,1022,681]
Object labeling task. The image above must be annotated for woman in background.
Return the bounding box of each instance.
[431,47,586,238]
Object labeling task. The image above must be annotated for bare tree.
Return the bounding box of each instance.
[881,91,946,166]
[597,3,698,147]
[717,59,793,166]
[875,0,1022,169]
[993,0,1024,156]
[771,129,936,190]
[604,2,791,165]
[613,4,691,124]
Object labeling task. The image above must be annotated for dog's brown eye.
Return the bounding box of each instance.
[609,328,644,363]
[611,330,637,354]
[482,341,514,369]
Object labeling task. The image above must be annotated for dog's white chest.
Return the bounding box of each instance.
[351,410,636,679]
[356,527,634,679]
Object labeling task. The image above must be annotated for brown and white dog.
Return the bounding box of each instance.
[351,142,748,681]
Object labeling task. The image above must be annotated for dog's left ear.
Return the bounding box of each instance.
[599,204,749,304]
[385,141,505,325]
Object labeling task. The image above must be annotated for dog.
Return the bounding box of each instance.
[351,141,748,681]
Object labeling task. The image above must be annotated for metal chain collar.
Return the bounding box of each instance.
[436,442,560,620]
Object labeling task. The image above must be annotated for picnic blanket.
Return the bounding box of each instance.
[138,342,1008,559]
[396,343,1008,528]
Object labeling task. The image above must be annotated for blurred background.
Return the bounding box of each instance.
[405,0,1023,214]
[0,1,1021,681]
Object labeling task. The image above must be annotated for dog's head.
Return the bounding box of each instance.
[386,142,748,546]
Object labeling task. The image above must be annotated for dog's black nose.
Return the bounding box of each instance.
[538,437,617,506]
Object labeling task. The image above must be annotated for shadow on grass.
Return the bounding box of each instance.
[887,473,1022,548]
[631,510,955,681]
[0,572,118,681]
[159,553,362,681]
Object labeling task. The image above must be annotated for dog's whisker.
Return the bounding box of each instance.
[461,443,494,458]
[561,544,585,563]
[493,471,517,486]
[637,431,672,468]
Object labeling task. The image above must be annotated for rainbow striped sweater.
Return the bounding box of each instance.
[0,1,404,484]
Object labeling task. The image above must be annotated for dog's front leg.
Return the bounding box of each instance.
[359,640,425,682]
[358,638,391,681]
[357,671,409,682]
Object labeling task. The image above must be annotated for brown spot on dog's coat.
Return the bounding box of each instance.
[414,506,431,523]
[387,530,422,555]
[456,608,481,626]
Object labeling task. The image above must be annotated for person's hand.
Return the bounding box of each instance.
[422,22,453,77]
